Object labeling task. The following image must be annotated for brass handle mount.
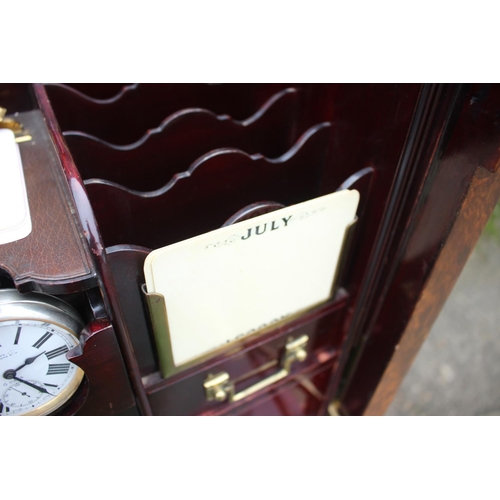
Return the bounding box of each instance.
[204,335,309,403]
[0,107,32,143]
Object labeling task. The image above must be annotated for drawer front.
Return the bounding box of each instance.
[144,297,346,416]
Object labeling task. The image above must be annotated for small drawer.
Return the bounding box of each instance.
[143,295,346,416]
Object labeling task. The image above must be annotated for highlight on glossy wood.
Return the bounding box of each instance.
[45,83,293,144]
[67,88,304,191]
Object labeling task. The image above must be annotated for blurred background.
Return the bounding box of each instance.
[387,203,500,416]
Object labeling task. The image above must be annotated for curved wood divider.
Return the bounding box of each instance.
[68,88,303,191]
[86,122,334,249]
[45,83,293,144]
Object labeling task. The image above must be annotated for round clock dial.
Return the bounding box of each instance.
[0,289,85,416]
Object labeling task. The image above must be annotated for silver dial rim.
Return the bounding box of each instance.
[0,289,85,416]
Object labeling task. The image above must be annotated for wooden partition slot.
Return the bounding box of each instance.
[67,88,305,191]
[45,83,293,144]
[85,122,334,249]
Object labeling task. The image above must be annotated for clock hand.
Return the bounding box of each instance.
[13,351,46,372]
[12,387,31,397]
[2,351,46,380]
[12,376,55,397]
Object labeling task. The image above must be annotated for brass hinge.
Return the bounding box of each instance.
[0,107,32,143]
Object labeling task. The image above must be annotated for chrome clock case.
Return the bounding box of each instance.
[0,288,85,415]
[0,289,85,333]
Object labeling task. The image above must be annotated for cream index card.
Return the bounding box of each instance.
[0,129,31,245]
[144,189,359,368]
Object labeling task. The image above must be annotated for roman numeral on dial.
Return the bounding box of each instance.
[14,326,21,345]
[46,345,69,360]
[32,332,53,349]
[47,363,70,375]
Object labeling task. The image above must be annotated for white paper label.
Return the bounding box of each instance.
[0,129,31,244]
[144,189,359,367]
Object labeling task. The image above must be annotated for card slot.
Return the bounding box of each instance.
[44,83,293,145]
[66,88,304,191]
[85,122,333,249]
[334,167,376,291]
[107,254,348,384]
[336,167,374,219]
[105,171,373,380]
[105,244,157,377]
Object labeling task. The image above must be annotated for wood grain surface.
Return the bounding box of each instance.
[0,110,96,293]
[364,166,500,415]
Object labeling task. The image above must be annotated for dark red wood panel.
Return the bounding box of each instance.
[34,83,434,416]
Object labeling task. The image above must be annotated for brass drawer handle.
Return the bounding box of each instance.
[204,335,308,403]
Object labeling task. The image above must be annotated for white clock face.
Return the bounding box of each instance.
[0,319,83,416]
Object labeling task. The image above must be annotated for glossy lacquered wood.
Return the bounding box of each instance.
[333,84,500,415]
[0,110,96,293]
[39,83,424,416]
[33,82,500,417]
[86,123,333,248]
[33,84,152,415]
[364,166,500,415]
[68,88,304,191]
[61,319,136,415]
[44,83,292,144]
[37,83,472,416]
[145,300,345,416]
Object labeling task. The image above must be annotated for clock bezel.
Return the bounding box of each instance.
[0,289,85,416]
